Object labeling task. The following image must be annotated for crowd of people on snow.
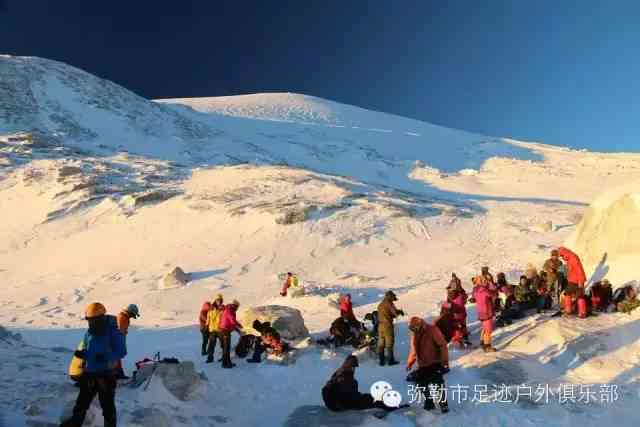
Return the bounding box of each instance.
[60,247,640,426]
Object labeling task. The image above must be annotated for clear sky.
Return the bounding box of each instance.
[1,0,639,152]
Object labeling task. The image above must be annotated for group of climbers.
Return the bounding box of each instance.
[200,294,243,368]
[62,249,638,425]
[199,292,293,367]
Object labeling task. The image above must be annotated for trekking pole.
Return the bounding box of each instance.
[143,352,161,391]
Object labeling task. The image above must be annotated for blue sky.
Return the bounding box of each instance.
[1,0,639,152]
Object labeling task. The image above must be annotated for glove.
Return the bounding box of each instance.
[74,350,87,359]
[94,353,106,363]
[397,309,405,316]
[439,365,450,375]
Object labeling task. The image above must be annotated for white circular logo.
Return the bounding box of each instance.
[370,381,393,402]
[382,389,403,407]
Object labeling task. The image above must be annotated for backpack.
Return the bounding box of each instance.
[235,334,258,358]
[612,287,627,305]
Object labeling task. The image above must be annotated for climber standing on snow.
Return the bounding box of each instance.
[473,277,497,352]
[446,273,472,347]
[60,303,126,427]
[114,304,139,380]
[206,295,225,363]
[406,317,450,413]
[199,299,212,356]
[377,290,405,366]
[557,247,587,295]
[219,300,243,368]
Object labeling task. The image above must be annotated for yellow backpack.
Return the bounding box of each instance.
[68,339,85,378]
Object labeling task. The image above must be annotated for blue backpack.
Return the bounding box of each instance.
[81,315,127,373]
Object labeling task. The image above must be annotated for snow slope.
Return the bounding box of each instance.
[1,55,640,426]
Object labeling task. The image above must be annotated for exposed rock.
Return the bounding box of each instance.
[57,165,83,179]
[276,206,315,225]
[155,361,204,401]
[162,267,191,289]
[133,190,180,207]
[239,305,309,340]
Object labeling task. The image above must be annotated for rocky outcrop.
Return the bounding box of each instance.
[239,305,309,340]
[162,267,191,289]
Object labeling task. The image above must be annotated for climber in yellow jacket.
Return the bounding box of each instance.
[206,294,225,363]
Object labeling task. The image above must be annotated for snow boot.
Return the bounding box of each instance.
[483,345,497,353]
[386,350,399,366]
[206,357,213,364]
[378,351,386,366]
[222,363,236,369]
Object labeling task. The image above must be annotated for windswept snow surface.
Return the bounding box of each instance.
[1,55,640,426]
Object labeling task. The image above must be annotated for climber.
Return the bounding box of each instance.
[339,293,360,327]
[322,355,404,412]
[280,272,299,297]
[114,304,139,379]
[406,317,450,413]
[219,300,243,368]
[446,275,472,346]
[247,321,289,363]
[206,295,225,364]
[377,290,405,366]
[557,247,587,293]
[543,249,564,307]
[473,277,497,352]
[590,280,613,312]
[60,303,126,427]
[199,299,211,356]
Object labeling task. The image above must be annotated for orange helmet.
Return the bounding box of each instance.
[85,302,107,319]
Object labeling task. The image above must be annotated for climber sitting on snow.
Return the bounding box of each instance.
[247,320,290,363]
[536,272,552,314]
[590,280,613,312]
[327,313,363,348]
[339,293,362,328]
[614,285,640,314]
[322,355,404,412]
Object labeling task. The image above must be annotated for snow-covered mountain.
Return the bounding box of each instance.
[2,55,640,426]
